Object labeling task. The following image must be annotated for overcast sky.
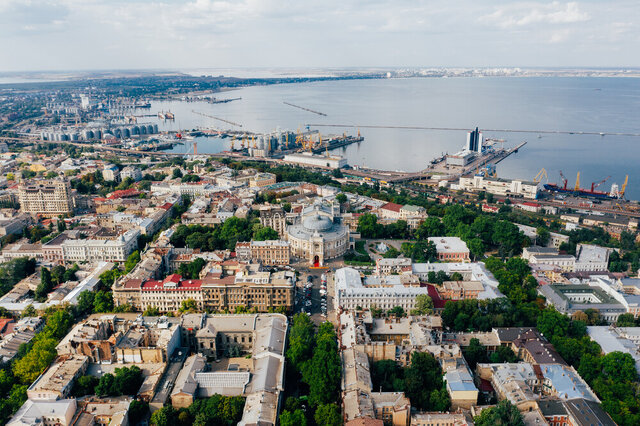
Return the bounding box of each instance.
[1,0,639,72]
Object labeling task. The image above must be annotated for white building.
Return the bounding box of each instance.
[283,152,347,169]
[61,229,139,262]
[102,164,120,182]
[458,176,540,199]
[120,166,142,182]
[151,182,221,197]
[575,244,612,272]
[427,237,470,262]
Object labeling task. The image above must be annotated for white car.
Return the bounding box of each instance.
[319,289,327,296]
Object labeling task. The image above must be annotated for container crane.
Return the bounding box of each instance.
[574,172,580,192]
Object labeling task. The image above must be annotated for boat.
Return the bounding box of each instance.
[543,183,612,199]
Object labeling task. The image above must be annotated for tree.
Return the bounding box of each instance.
[490,345,519,363]
[474,400,524,426]
[77,290,95,314]
[357,213,382,239]
[404,352,448,411]
[302,322,341,407]
[73,375,98,396]
[371,360,404,392]
[537,308,570,340]
[280,409,307,426]
[601,352,637,382]
[144,306,161,316]
[464,338,489,370]
[336,193,347,204]
[410,294,433,315]
[388,306,406,317]
[253,226,279,241]
[44,309,74,339]
[13,337,58,384]
[151,405,178,426]
[315,403,342,426]
[536,227,550,246]
[125,250,141,273]
[172,168,183,179]
[616,313,636,327]
[415,217,445,240]
[93,290,114,313]
[287,313,316,373]
[179,298,198,313]
[35,267,53,301]
[129,400,149,424]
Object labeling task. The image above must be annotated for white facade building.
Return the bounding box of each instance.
[283,152,347,169]
[458,176,540,199]
[61,229,140,262]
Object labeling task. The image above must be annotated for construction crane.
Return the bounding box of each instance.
[230,135,236,151]
[559,170,568,190]
[574,172,580,192]
[533,168,548,183]
[591,176,610,192]
[252,135,257,149]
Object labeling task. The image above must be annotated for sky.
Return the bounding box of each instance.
[1,0,639,72]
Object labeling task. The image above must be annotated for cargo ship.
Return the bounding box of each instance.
[543,183,612,199]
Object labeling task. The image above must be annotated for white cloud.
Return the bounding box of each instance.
[483,1,590,29]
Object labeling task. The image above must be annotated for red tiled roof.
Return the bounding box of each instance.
[107,188,141,199]
[427,284,447,309]
[159,203,173,210]
[521,201,541,207]
[381,202,402,212]
[123,279,142,289]
[0,318,15,334]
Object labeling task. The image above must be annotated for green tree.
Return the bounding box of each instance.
[336,193,347,204]
[179,298,198,313]
[125,250,141,273]
[357,213,382,239]
[616,313,636,327]
[287,313,316,373]
[474,400,524,426]
[537,308,570,340]
[464,338,489,370]
[73,375,98,396]
[404,351,449,411]
[315,403,342,426]
[302,322,341,407]
[415,217,444,240]
[93,290,114,313]
[172,168,183,179]
[280,409,308,426]
[410,294,433,315]
[253,226,279,241]
[35,267,53,301]
[150,405,178,426]
[388,306,406,317]
[143,306,161,316]
[536,226,550,246]
[601,352,637,382]
[77,290,95,315]
[128,400,149,424]
[13,337,58,384]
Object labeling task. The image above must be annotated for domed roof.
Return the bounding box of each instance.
[303,214,333,232]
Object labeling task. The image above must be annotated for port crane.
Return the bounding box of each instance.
[559,170,568,190]
[591,176,610,192]
[574,172,580,192]
[533,168,548,183]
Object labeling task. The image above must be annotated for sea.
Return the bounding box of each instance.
[141,77,640,199]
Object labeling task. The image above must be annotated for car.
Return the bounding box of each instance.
[305,301,312,307]
[319,289,326,296]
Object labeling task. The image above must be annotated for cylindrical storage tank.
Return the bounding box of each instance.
[121,128,130,138]
[140,126,147,135]
[60,133,69,141]
[152,124,158,133]
[131,126,139,136]
[113,128,122,138]
[147,124,154,134]
[70,133,79,141]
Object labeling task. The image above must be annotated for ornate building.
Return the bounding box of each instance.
[259,205,287,237]
[286,203,348,267]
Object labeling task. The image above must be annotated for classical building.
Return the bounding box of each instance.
[61,229,140,263]
[259,205,287,237]
[18,179,75,217]
[427,237,470,262]
[235,240,290,266]
[286,203,348,266]
[114,269,295,313]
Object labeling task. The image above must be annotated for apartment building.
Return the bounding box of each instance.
[18,180,75,217]
[61,229,140,263]
[458,176,540,199]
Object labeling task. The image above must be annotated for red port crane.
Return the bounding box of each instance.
[559,170,568,190]
[591,176,610,192]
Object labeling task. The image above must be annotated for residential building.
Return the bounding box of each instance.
[259,205,287,237]
[8,399,77,426]
[427,237,470,262]
[120,166,142,182]
[283,152,347,169]
[102,164,120,182]
[61,229,140,263]
[249,172,277,188]
[18,179,75,217]
[575,244,612,272]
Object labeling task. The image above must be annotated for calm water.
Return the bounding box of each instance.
[142,77,640,199]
